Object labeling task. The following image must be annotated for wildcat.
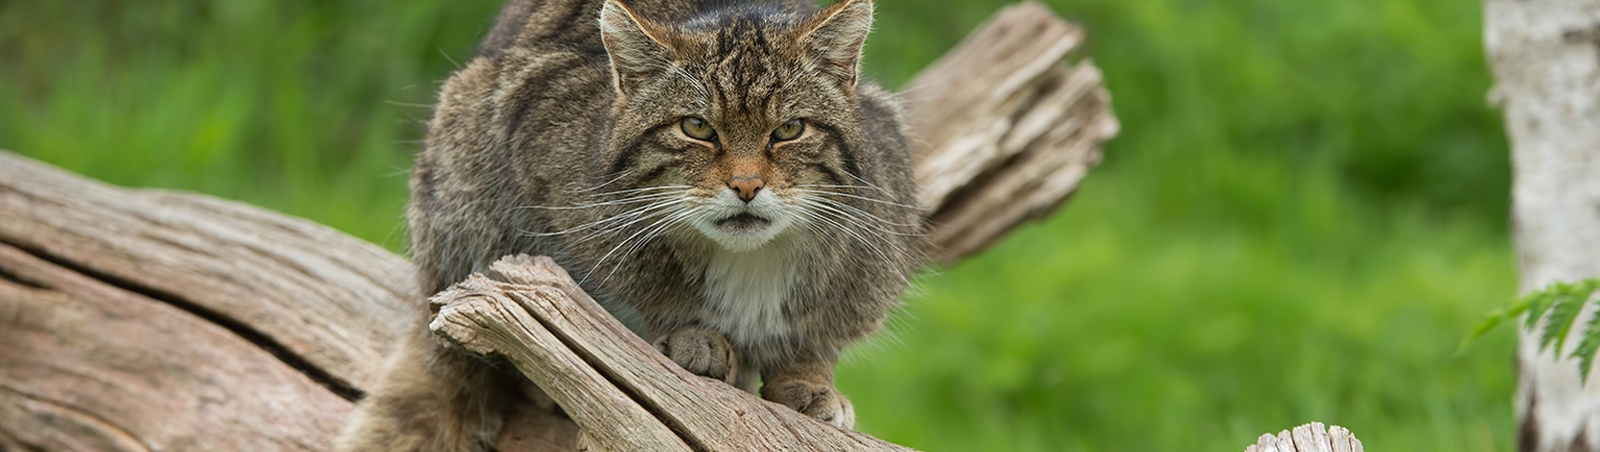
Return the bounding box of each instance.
[335,0,923,450]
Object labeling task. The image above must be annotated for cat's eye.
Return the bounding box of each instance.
[772,119,805,141]
[681,117,716,141]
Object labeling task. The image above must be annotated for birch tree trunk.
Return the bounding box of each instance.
[1484,0,1600,450]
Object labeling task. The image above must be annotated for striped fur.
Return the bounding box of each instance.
[337,1,922,449]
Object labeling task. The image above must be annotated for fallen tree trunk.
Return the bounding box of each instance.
[0,2,1116,451]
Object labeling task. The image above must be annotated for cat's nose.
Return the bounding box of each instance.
[728,175,763,202]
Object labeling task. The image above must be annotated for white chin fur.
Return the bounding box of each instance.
[692,189,793,251]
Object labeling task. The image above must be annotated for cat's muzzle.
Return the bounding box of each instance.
[692,189,792,251]
[715,212,771,232]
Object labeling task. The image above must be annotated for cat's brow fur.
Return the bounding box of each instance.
[336,0,923,450]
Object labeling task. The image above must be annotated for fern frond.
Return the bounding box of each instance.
[1463,278,1600,381]
[1573,307,1600,382]
[1524,288,1556,331]
[1461,283,1550,352]
[1460,313,1504,354]
[1541,286,1585,353]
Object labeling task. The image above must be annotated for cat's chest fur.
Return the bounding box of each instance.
[700,246,801,345]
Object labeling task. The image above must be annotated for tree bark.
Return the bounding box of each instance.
[1484,0,1600,450]
[0,2,1117,451]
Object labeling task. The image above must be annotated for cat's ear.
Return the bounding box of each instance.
[599,0,675,96]
[800,0,874,88]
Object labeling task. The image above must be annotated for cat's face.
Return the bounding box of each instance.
[598,0,874,252]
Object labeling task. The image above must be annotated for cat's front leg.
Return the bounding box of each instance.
[760,357,855,430]
[653,324,739,385]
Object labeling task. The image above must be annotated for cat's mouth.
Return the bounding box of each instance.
[715,213,771,232]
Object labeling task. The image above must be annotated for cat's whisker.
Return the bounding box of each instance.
[791,187,919,209]
[577,200,687,240]
[790,191,922,228]
[795,194,920,263]
[515,191,682,211]
[580,212,677,284]
[567,169,639,193]
[843,173,907,204]
[793,203,903,267]
[797,168,898,198]
[582,184,695,198]
[792,184,867,189]
[582,203,696,286]
[793,197,915,237]
[515,185,690,213]
[802,172,896,197]
[599,207,698,286]
[520,195,685,238]
[795,195,924,230]
[794,215,853,257]
[561,197,688,243]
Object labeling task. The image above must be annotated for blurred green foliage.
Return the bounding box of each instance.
[0,0,1516,450]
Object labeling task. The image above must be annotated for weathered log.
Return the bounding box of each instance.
[1483,0,1600,450]
[0,2,1116,451]
[0,242,352,452]
[0,152,413,451]
[909,1,1118,264]
[1242,423,1364,452]
[431,255,916,451]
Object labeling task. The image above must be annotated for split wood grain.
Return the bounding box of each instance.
[0,151,414,392]
[0,241,350,451]
[1243,423,1363,452]
[0,148,564,452]
[907,1,1119,264]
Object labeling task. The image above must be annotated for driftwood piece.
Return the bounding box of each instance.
[1242,423,1364,452]
[0,149,415,395]
[431,255,915,452]
[908,1,1118,264]
[0,2,1116,451]
[0,242,352,452]
[0,151,410,450]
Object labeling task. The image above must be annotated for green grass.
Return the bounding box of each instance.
[0,0,1517,450]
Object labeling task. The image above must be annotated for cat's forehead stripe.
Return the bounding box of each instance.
[705,26,790,119]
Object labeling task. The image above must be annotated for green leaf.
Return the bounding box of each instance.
[1458,313,1503,354]
[1462,295,1539,353]
[1571,306,1600,383]
[1566,279,1600,382]
[1462,278,1600,361]
[1539,286,1583,353]
[1524,288,1556,331]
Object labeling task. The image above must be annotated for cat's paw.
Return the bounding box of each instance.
[760,379,856,430]
[653,325,738,385]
